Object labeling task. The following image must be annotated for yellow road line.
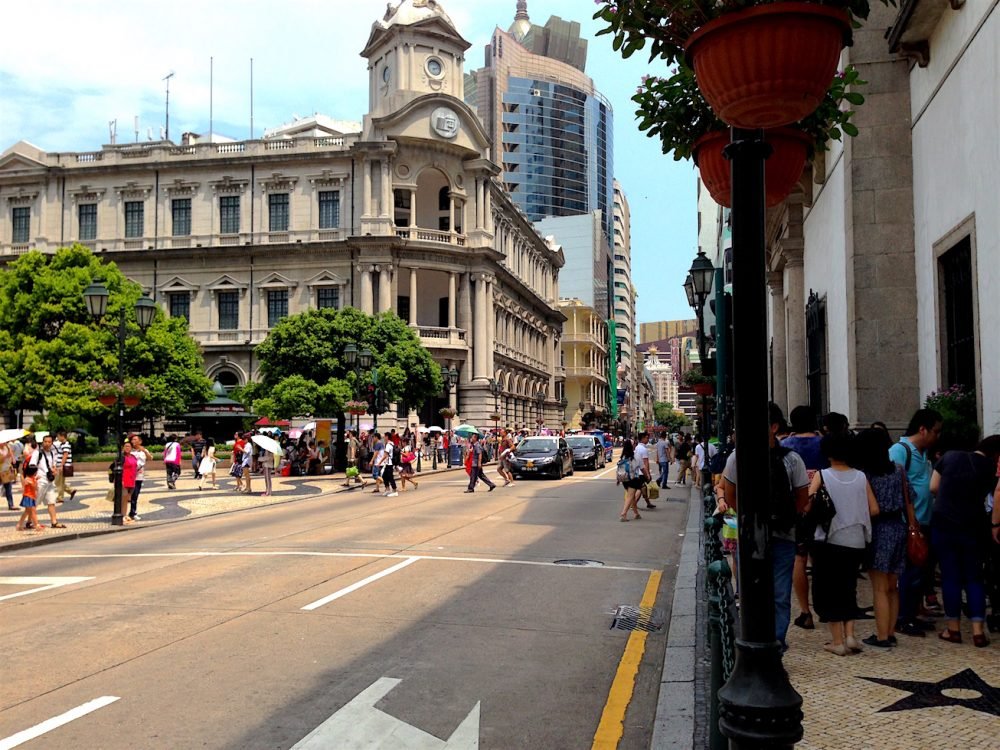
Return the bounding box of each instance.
[592,569,662,750]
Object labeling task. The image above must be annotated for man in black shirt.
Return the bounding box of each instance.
[190,430,207,479]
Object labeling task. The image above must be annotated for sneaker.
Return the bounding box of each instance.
[862,634,892,649]
[69,489,77,500]
[488,485,495,492]
[895,621,927,638]
[130,515,141,521]
[387,492,398,497]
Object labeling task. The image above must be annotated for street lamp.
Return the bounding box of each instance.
[439,365,458,468]
[83,280,156,526]
[559,396,568,431]
[684,251,715,488]
[489,378,502,436]
[535,390,545,432]
[343,343,373,435]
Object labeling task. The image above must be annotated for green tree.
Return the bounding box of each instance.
[0,245,212,431]
[247,306,442,419]
[653,401,691,433]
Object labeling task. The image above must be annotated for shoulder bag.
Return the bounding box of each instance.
[807,470,836,539]
[902,467,929,567]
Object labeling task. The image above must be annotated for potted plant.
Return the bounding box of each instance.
[682,367,716,396]
[122,380,148,408]
[635,64,864,207]
[345,400,368,416]
[595,1,882,128]
[489,413,503,422]
[439,407,457,420]
[91,380,124,406]
[924,385,980,452]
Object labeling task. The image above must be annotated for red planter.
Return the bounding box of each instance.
[685,3,850,129]
[97,394,118,407]
[692,383,715,397]
[694,128,812,208]
[123,396,141,408]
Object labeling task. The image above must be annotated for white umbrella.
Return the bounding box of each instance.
[31,430,50,441]
[0,428,28,444]
[427,426,444,433]
[251,434,281,455]
[301,421,316,432]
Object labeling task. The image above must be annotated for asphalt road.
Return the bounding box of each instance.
[1,465,689,749]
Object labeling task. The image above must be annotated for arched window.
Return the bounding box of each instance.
[216,369,240,393]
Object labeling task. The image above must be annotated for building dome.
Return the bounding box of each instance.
[378,0,456,31]
[509,1,531,42]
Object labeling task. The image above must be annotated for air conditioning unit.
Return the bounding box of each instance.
[530,89,541,97]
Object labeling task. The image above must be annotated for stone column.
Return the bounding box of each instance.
[380,160,391,219]
[448,272,457,329]
[486,277,495,376]
[783,247,807,410]
[360,265,374,315]
[457,272,472,386]
[378,265,391,313]
[409,189,417,229]
[768,270,788,411]
[448,194,455,235]
[473,274,488,381]
[362,161,372,218]
[484,181,493,234]
[475,178,484,229]
[408,267,418,326]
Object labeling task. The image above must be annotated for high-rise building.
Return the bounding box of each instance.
[612,180,636,427]
[639,319,698,345]
[465,3,615,246]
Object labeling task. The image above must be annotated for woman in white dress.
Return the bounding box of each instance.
[198,442,218,490]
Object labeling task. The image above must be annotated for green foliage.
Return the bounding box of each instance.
[249,307,442,420]
[681,367,714,386]
[654,401,692,433]
[925,385,980,451]
[0,245,212,425]
[634,64,866,161]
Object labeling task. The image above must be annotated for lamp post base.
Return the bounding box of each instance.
[717,639,803,748]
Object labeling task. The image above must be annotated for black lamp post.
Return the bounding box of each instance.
[439,365,458,468]
[343,343,373,435]
[489,378,502,437]
[559,396,568,431]
[84,281,156,526]
[715,129,803,747]
[535,390,545,432]
[685,250,715,487]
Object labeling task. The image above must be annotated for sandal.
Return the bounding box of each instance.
[633,513,642,520]
[619,515,628,522]
[51,522,66,529]
[794,612,816,630]
[938,629,962,644]
[973,634,990,648]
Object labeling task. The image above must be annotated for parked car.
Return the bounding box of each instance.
[509,436,574,479]
[582,430,614,463]
[566,435,606,471]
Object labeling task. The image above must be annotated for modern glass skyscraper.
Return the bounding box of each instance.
[465,6,615,247]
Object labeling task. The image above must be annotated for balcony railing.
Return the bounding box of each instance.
[495,342,548,373]
[561,331,603,347]
[563,366,608,382]
[395,227,466,246]
[412,326,467,347]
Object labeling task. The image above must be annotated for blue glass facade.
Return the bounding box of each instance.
[499,77,614,245]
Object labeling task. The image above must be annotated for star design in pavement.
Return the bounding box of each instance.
[860,668,1000,717]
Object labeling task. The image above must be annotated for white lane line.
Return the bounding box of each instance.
[301,557,419,611]
[0,576,94,603]
[0,696,119,750]
[15,551,653,573]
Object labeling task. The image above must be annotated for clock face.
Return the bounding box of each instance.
[427,58,443,77]
[382,66,390,83]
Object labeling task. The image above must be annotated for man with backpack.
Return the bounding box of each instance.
[722,403,809,651]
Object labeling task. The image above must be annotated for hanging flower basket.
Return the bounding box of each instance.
[97,394,118,407]
[121,380,148,409]
[489,413,502,422]
[123,396,141,408]
[91,380,123,407]
[439,407,457,420]
[345,400,368,416]
[692,383,715,397]
[694,127,812,208]
[685,3,851,129]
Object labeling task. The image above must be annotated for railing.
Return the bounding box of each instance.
[412,326,467,346]
[563,365,608,381]
[562,331,602,347]
[395,227,466,246]
[703,483,738,750]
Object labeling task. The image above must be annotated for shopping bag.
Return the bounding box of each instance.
[646,482,660,500]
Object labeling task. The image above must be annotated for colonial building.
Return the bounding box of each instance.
[0,0,566,429]
[558,298,610,429]
[612,179,637,430]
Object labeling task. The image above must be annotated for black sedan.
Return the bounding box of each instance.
[508,437,574,479]
[566,435,606,470]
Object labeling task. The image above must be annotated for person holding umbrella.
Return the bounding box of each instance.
[465,432,496,493]
[251,433,282,496]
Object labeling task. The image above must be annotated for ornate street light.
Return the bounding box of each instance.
[535,390,545,431]
[438,365,459,468]
[489,378,502,435]
[83,280,155,526]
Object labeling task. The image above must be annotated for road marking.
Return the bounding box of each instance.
[0,696,119,749]
[592,569,662,750]
[18,551,653,573]
[291,677,479,749]
[0,576,94,603]
[302,557,419,611]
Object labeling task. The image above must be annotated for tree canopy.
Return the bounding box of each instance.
[653,401,691,433]
[246,306,443,420]
[0,245,212,429]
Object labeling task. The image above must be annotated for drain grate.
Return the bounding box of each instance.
[610,605,665,632]
[553,559,605,567]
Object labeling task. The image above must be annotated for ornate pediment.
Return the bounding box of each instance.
[204,274,248,294]
[256,272,298,289]
[5,186,39,205]
[258,172,298,193]
[69,185,107,203]
[163,178,201,197]
[371,94,492,157]
[158,275,199,293]
[114,181,153,200]
[304,270,348,287]
[209,176,249,195]
[306,169,349,188]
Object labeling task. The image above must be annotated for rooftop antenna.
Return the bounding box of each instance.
[249,57,254,140]
[209,56,214,142]
[163,71,175,141]
[134,115,139,143]
[109,119,117,145]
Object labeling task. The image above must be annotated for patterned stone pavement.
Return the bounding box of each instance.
[783,577,1000,749]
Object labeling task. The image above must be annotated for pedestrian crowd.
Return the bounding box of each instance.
[712,403,1000,657]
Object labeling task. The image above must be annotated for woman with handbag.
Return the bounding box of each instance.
[1,440,16,511]
[808,432,879,655]
[398,447,419,491]
[855,429,917,648]
[929,434,1000,648]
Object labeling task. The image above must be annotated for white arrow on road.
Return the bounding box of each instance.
[291,677,479,749]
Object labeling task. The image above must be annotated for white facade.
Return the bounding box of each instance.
[612,179,636,426]
[0,0,567,430]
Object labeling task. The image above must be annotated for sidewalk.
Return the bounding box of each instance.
[784,577,999,749]
[0,462,457,552]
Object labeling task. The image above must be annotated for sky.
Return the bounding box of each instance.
[0,0,698,326]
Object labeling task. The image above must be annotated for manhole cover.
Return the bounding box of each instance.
[553,559,605,567]
[610,605,665,632]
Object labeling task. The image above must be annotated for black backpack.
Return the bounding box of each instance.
[768,446,797,532]
[676,442,691,460]
[709,445,730,475]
